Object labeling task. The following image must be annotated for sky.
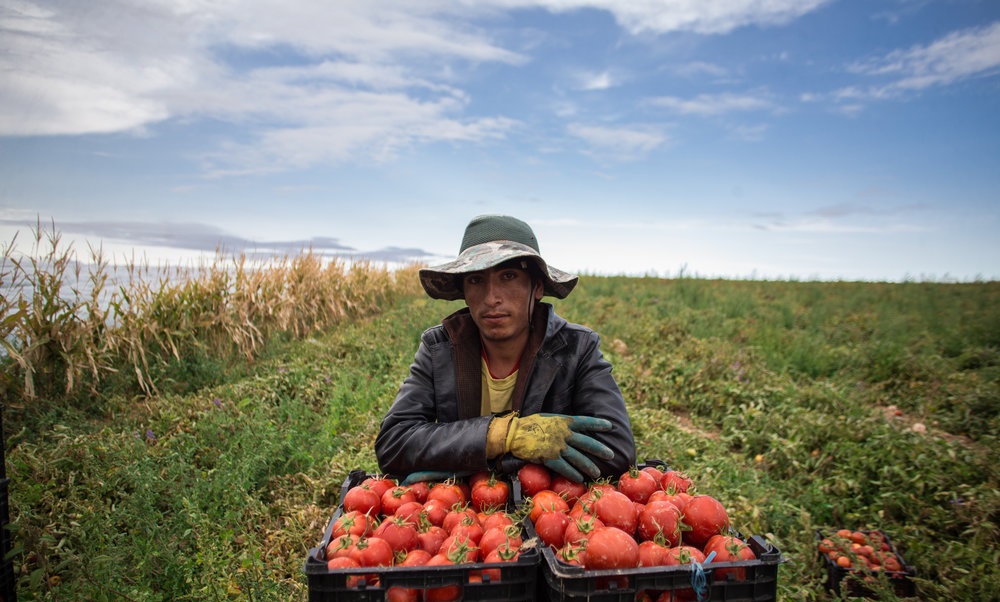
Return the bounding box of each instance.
[1,0,999,282]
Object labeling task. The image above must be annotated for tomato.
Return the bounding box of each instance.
[398,548,433,566]
[440,533,479,563]
[421,498,450,527]
[471,475,510,512]
[417,524,449,556]
[593,489,639,536]
[517,463,552,497]
[381,486,418,517]
[551,474,588,505]
[481,545,519,583]
[325,555,361,571]
[584,526,640,570]
[480,510,514,533]
[534,510,572,549]
[427,482,466,508]
[637,500,683,545]
[450,515,485,545]
[394,500,424,524]
[618,466,659,504]
[343,484,381,516]
[350,536,394,567]
[443,506,480,534]
[425,554,463,602]
[703,534,755,580]
[374,516,419,553]
[332,510,375,538]
[681,495,729,548]
[529,490,569,523]
[405,480,431,504]
[479,524,522,557]
[555,542,587,567]
[638,539,671,567]
[564,514,604,546]
[325,533,359,559]
[468,470,491,490]
[641,465,666,483]
[362,476,396,500]
[386,585,420,602]
[665,545,706,566]
[659,470,693,494]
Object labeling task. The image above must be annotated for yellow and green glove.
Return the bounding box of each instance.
[487,413,615,482]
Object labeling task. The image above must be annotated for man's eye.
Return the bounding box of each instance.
[465,275,482,285]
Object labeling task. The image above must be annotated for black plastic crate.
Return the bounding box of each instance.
[514,459,783,602]
[530,521,781,602]
[304,469,540,602]
[816,529,916,599]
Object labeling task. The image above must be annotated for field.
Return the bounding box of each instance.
[2,235,998,600]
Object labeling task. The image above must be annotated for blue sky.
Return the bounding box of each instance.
[1,0,998,281]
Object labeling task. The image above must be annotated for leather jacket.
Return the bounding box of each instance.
[375,302,636,478]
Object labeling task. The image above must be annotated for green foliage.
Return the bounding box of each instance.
[3,274,998,600]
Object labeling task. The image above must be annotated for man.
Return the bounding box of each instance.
[375,215,635,484]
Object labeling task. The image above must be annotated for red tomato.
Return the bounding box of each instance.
[450,515,485,545]
[593,489,639,536]
[479,524,522,557]
[421,498,450,527]
[350,536,394,567]
[555,542,587,566]
[425,554,462,601]
[381,486,417,517]
[325,555,361,571]
[637,500,683,545]
[640,465,666,483]
[443,506,480,534]
[440,533,479,563]
[584,526,640,570]
[529,490,569,523]
[703,534,755,580]
[638,540,671,567]
[480,510,514,533]
[374,516,419,553]
[405,480,430,504]
[417,525,449,556]
[659,470,693,494]
[325,533,359,559]
[394,500,424,524]
[564,514,605,546]
[427,482,466,508]
[331,510,375,538]
[681,495,730,548]
[551,475,588,505]
[481,545,519,583]
[343,484,381,516]
[386,585,420,602]
[471,475,510,512]
[398,548,433,566]
[534,510,572,549]
[665,545,706,566]
[618,467,659,504]
[362,476,396,499]
[517,463,552,497]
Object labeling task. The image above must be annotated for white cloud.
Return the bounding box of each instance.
[566,122,667,158]
[648,92,775,115]
[832,21,1000,102]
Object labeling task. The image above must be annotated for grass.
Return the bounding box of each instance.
[2,230,997,600]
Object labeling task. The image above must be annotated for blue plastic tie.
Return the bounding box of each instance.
[691,551,717,602]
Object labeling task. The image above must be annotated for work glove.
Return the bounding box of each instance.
[487,413,614,482]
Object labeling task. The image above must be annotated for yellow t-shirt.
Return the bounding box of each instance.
[481,355,517,415]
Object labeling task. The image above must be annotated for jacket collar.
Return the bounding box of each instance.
[442,302,556,419]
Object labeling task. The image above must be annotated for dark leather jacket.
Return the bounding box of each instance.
[375,302,636,478]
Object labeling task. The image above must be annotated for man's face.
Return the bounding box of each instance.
[462,262,542,344]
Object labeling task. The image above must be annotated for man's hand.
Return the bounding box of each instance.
[488,413,615,482]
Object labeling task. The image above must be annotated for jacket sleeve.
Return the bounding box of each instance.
[563,329,637,478]
[374,336,493,478]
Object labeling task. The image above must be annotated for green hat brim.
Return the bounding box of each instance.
[419,240,578,301]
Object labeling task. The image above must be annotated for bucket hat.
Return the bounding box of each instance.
[419,215,578,301]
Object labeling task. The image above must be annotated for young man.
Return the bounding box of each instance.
[375,215,636,483]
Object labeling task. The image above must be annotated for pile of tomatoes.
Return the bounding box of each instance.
[518,462,758,600]
[323,471,527,601]
[817,529,907,574]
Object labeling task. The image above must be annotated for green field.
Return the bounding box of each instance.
[3,269,998,600]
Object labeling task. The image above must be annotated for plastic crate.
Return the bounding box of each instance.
[816,529,916,599]
[515,459,783,602]
[304,469,540,602]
